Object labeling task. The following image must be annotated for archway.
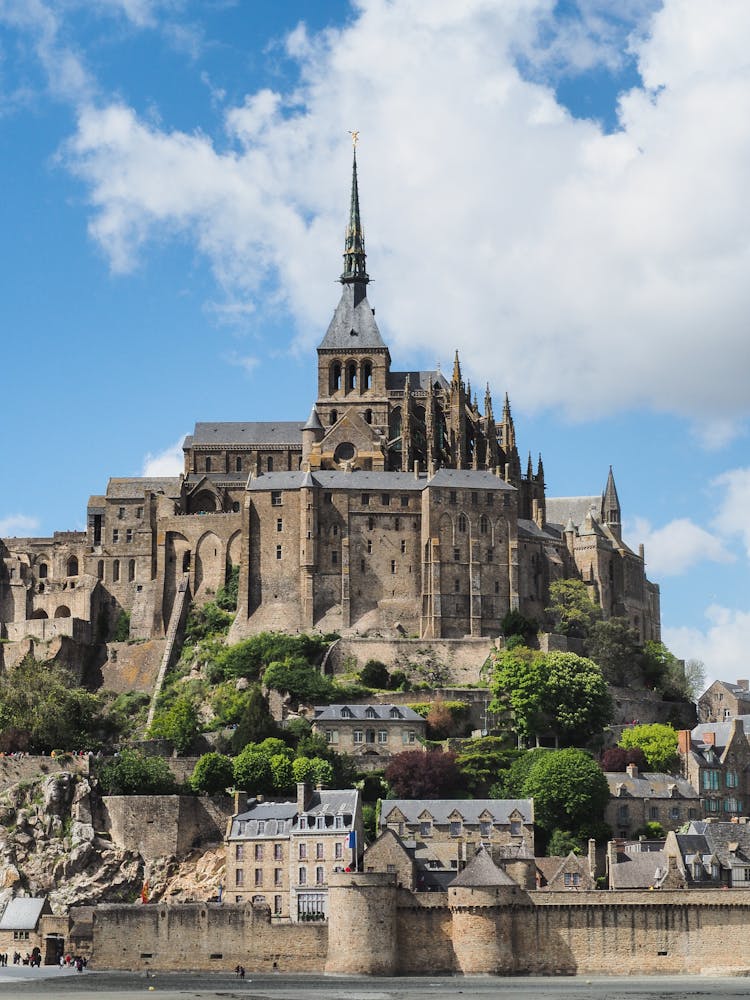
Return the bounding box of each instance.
[66,556,78,576]
[54,606,71,618]
[195,531,223,598]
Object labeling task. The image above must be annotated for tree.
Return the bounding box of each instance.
[521,748,610,835]
[600,746,647,772]
[546,579,602,638]
[490,648,612,746]
[547,829,581,857]
[148,694,200,754]
[500,609,537,643]
[384,750,460,798]
[216,564,240,611]
[359,660,390,688]
[112,611,131,642]
[262,657,337,704]
[454,737,518,796]
[269,753,294,793]
[233,746,274,794]
[292,756,317,784]
[500,747,551,797]
[230,687,279,752]
[618,724,678,771]
[426,698,455,740]
[584,617,640,686]
[684,659,706,701]
[189,752,234,794]
[99,749,177,795]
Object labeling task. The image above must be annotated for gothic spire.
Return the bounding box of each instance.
[341,144,369,285]
[603,465,622,535]
[452,350,462,386]
[484,384,494,421]
[526,452,534,479]
[537,453,544,481]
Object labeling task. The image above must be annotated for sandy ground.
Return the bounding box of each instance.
[3,971,750,1000]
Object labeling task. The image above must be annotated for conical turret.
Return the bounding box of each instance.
[603,465,621,539]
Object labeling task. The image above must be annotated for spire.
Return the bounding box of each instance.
[503,391,512,422]
[526,452,533,479]
[537,453,544,481]
[484,384,494,421]
[452,350,462,385]
[341,143,369,285]
[603,465,622,537]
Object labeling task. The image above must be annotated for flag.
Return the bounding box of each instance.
[347,831,356,849]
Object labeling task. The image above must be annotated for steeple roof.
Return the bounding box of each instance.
[341,147,368,285]
[451,845,516,887]
[603,466,621,515]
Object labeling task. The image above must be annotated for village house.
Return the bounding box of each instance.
[698,679,750,722]
[604,763,699,838]
[678,717,750,820]
[311,703,426,763]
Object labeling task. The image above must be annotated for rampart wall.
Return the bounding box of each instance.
[101,795,232,859]
[0,754,89,794]
[91,902,327,972]
[327,637,493,686]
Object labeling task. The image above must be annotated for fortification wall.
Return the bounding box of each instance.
[327,637,493,686]
[0,755,89,795]
[98,640,166,694]
[91,902,326,972]
[101,795,231,859]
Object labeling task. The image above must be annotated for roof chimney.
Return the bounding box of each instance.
[703,731,715,746]
[626,763,639,779]
[677,730,692,755]
[297,781,313,813]
[738,679,749,691]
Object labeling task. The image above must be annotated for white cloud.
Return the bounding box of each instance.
[224,352,260,377]
[712,467,750,558]
[665,604,750,689]
[0,514,40,537]
[142,436,185,477]
[628,516,733,577]
[3,0,746,424]
[691,418,746,451]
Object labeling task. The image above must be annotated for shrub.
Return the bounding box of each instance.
[189,752,234,794]
[184,602,234,644]
[99,750,177,795]
[148,694,200,754]
[359,660,390,688]
[215,565,239,611]
[112,611,131,642]
[233,746,273,794]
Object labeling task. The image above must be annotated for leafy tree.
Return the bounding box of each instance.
[635,821,665,839]
[112,611,131,642]
[600,746,647,772]
[384,750,460,798]
[499,747,551,797]
[426,698,456,740]
[584,617,640,686]
[359,660,390,688]
[500,609,537,643]
[547,829,581,856]
[189,752,234,794]
[184,602,234,644]
[388,670,410,691]
[285,717,312,743]
[263,657,338,704]
[233,746,274,794]
[231,687,279,752]
[618,724,678,771]
[454,737,518,796]
[99,749,177,795]
[148,694,200,754]
[521,748,610,834]
[216,564,240,611]
[363,803,378,844]
[292,756,317,784]
[683,659,706,701]
[546,579,602,638]
[0,656,106,752]
[310,756,335,787]
[490,648,612,745]
[269,753,294,793]
[255,737,293,760]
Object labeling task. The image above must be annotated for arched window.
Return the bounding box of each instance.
[363,361,372,390]
[66,555,78,577]
[38,562,48,579]
[267,456,274,472]
[330,361,342,393]
[235,456,242,473]
[457,514,467,533]
[205,456,212,473]
[128,559,136,582]
[346,362,357,392]
[330,409,338,426]
[479,514,489,535]
[364,409,372,424]
[97,560,104,580]
[113,559,120,583]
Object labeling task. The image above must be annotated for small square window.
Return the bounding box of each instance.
[112,529,119,543]
[400,495,409,507]
[453,547,460,561]
[361,494,370,506]
[486,493,494,505]
[382,493,390,506]
[391,560,396,574]
[126,528,133,543]
[271,491,282,506]
[400,539,406,554]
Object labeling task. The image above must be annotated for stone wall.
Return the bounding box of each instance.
[327,637,493,686]
[5,617,91,643]
[98,639,166,694]
[0,755,89,795]
[91,902,326,972]
[101,795,232,860]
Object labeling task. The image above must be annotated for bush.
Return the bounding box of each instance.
[388,670,409,691]
[359,660,390,688]
[184,602,234,644]
[99,750,177,795]
[112,611,131,642]
[189,752,234,794]
[501,609,537,642]
[148,694,199,754]
[216,565,239,611]
[233,746,274,794]
[263,657,338,704]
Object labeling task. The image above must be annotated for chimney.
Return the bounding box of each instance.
[233,789,248,815]
[677,730,692,755]
[587,838,597,880]
[738,679,749,691]
[626,763,639,779]
[297,781,313,812]
[703,731,715,746]
[414,460,420,479]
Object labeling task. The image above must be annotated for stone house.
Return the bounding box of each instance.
[379,798,535,888]
[604,763,700,838]
[0,896,66,964]
[311,703,426,763]
[698,679,750,723]
[678,717,750,819]
[662,820,750,889]
[535,846,597,890]
[225,783,363,921]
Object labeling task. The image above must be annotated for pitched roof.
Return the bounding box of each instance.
[0,897,48,930]
[229,789,359,839]
[106,477,181,499]
[609,851,669,889]
[381,798,533,826]
[427,468,515,491]
[192,421,303,446]
[604,771,698,799]
[314,704,424,722]
[691,717,750,750]
[545,496,601,529]
[451,846,516,887]
[318,283,387,352]
[687,821,750,866]
[388,370,450,392]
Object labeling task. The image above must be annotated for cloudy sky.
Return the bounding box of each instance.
[1,0,748,687]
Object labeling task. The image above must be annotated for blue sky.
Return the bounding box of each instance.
[1,0,749,686]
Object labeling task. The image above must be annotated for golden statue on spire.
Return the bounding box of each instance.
[348,130,359,148]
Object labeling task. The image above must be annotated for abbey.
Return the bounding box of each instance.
[0,150,660,646]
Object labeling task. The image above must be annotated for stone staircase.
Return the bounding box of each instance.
[146,574,191,730]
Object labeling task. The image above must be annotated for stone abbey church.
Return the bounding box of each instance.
[0,152,660,647]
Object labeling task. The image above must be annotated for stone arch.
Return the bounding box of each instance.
[31,609,48,620]
[97,560,104,580]
[66,555,79,577]
[113,559,120,583]
[362,359,373,390]
[195,530,224,598]
[345,359,357,392]
[330,360,342,394]
[37,559,49,579]
[128,559,136,582]
[191,490,217,513]
[54,605,71,618]
[227,530,242,568]
[164,532,191,626]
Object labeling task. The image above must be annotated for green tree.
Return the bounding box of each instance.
[189,752,234,794]
[489,646,546,740]
[292,756,317,784]
[584,617,640,686]
[499,747,550,797]
[618,724,678,771]
[262,657,337,704]
[216,564,240,611]
[546,579,602,638]
[547,829,582,857]
[99,749,177,795]
[112,611,131,642]
[454,737,518,796]
[521,748,610,834]
[310,756,335,787]
[184,602,234,643]
[233,746,274,794]
[359,660,390,688]
[500,609,537,643]
[231,687,279,752]
[148,694,200,754]
[269,753,294,793]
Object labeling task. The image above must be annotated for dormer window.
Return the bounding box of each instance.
[257,821,265,834]
[340,706,352,718]
[299,816,307,830]
[365,707,377,719]
[389,707,402,719]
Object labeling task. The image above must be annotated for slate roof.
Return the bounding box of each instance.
[311,470,425,491]
[381,799,533,827]
[604,771,698,799]
[610,851,669,889]
[184,473,246,487]
[711,681,750,697]
[388,370,450,392]
[318,283,387,351]
[687,821,750,866]
[545,496,601,529]
[106,477,182,500]
[517,518,560,541]
[427,468,515,491]
[0,897,48,930]
[229,790,359,840]
[313,704,424,722]
[691,717,750,750]
[451,846,516,887]
[192,422,304,446]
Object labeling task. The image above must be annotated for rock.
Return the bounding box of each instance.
[43,773,73,817]
[70,822,95,847]
[235,677,249,691]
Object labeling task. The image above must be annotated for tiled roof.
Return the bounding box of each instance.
[451,846,516,887]
[381,798,533,827]
[313,704,424,722]
[192,422,304,446]
[686,821,750,867]
[0,897,48,930]
[318,283,387,351]
[106,477,181,499]
[604,771,698,799]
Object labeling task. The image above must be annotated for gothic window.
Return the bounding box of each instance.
[346,362,357,392]
[66,555,78,576]
[457,514,467,533]
[38,562,48,579]
[363,361,372,390]
[206,457,212,472]
[479,514,489,534]
[128,559,135,582]
[330,361,342,393]
[113,559,120,583]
